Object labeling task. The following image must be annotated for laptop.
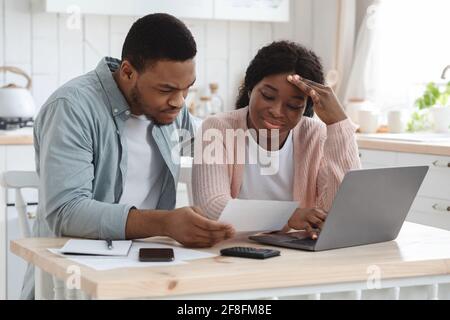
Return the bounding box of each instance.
[249,166,429,251]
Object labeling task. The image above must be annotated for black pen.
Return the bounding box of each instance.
[106,239,113,250]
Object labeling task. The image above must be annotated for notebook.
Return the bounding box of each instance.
[58,239,132,256]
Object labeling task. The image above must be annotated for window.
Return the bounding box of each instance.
[351,0,450,112]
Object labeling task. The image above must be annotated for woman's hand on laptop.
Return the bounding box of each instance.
[163,207,236,248]
[288,208,328,240]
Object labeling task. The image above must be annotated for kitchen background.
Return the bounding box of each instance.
[1,0,449,301]
[0,0,372,115]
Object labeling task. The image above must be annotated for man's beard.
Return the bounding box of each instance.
[130,85,155,122]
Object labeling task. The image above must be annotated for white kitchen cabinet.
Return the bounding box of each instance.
[408,196,450,230]
[0,144,36,300]
[359,149,397,168]
[359,148,450,231]
[396,153,450,200]
[35,0,214,19]
[214,0,290,22]
[35,0,290,22]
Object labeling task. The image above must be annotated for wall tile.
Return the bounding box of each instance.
[272,0,294,41]
[312,0,338,72]
[58,13,83,84]
[31,5,58,75]
[32,38,58,75]
[294,0,313,48]
[205,20,228,59]
[186,20,206,91]
[0,0,4,84]
[4,0,31,65]
[228,22,251,108]
[32,74,57,111]
[84,15,109,72]
[205,58,228,109]
[1,0,329,116]
[250,22,272,57]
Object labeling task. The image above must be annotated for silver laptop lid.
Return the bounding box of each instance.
[314,166,429,251]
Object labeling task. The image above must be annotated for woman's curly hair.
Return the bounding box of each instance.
[236,41,324,118]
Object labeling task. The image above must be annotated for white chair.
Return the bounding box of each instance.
[178,156,194,206]
[0,171,39,238]
[0,171,69,300]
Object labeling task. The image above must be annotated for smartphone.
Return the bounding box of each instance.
[139,248,175,262]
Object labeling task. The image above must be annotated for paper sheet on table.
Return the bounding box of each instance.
[59,239,132,256]
[218,199,298,232]
[48,242,217,271]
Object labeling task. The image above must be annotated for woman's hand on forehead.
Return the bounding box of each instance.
[287,74,347,126]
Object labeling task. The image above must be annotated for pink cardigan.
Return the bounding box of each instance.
[192,107,361,220]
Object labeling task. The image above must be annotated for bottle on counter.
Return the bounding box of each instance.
[197,96,212,119]
[185,87,198,116]
[209,83,224,115]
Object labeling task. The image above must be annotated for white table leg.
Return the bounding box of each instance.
[34,267,55,300]
[52,276,65,300]
[34,266,44,300]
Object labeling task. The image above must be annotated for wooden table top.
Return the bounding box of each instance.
[10,222,450,299]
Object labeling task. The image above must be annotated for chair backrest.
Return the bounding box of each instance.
[0,171,64,300]
[0,171,39,238]
[179,156,193,206]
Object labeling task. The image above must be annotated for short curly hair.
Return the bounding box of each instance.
[236,41,324,117]
[122,13,197,71]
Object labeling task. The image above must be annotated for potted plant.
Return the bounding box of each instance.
[414,82,450,133]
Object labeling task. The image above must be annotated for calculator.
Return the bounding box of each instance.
[220,247,280,259]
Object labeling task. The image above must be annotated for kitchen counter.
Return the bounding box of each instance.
[0,128,33,145]
[357,134,450,157]
[1,129,450,155]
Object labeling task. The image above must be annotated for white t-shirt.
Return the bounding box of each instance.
[238,131,294,201]
[119,114,165,209]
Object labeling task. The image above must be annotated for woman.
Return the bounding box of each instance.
[192,41,361,239]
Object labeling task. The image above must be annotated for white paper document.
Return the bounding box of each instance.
[58,239,132,256]
[49,242,217,271]
[218,199,298,232]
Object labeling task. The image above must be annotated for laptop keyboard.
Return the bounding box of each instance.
[288,238,317,246]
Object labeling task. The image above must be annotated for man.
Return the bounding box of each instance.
[22,13,234,299]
